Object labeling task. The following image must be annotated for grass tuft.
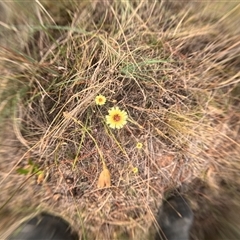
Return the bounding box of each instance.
[0,1,240,239]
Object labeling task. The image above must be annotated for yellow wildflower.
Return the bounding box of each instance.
[132,167,139,174]
[106,107,128,129]
[95,94,106,105]
[136,142,143,149]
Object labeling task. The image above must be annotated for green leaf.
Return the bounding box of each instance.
[16,168,30,175]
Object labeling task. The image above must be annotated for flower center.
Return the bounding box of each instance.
[98,98,103,102]
[113,114,121,122]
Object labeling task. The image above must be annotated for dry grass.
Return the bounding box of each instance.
[0,1,240,239]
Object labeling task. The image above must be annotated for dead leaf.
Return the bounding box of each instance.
[97,166,111,188]
[156,154,175,168]
[205,166,220,190]
[53,193,62,201]
[37,171,45,184]
[63,111,71,119]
